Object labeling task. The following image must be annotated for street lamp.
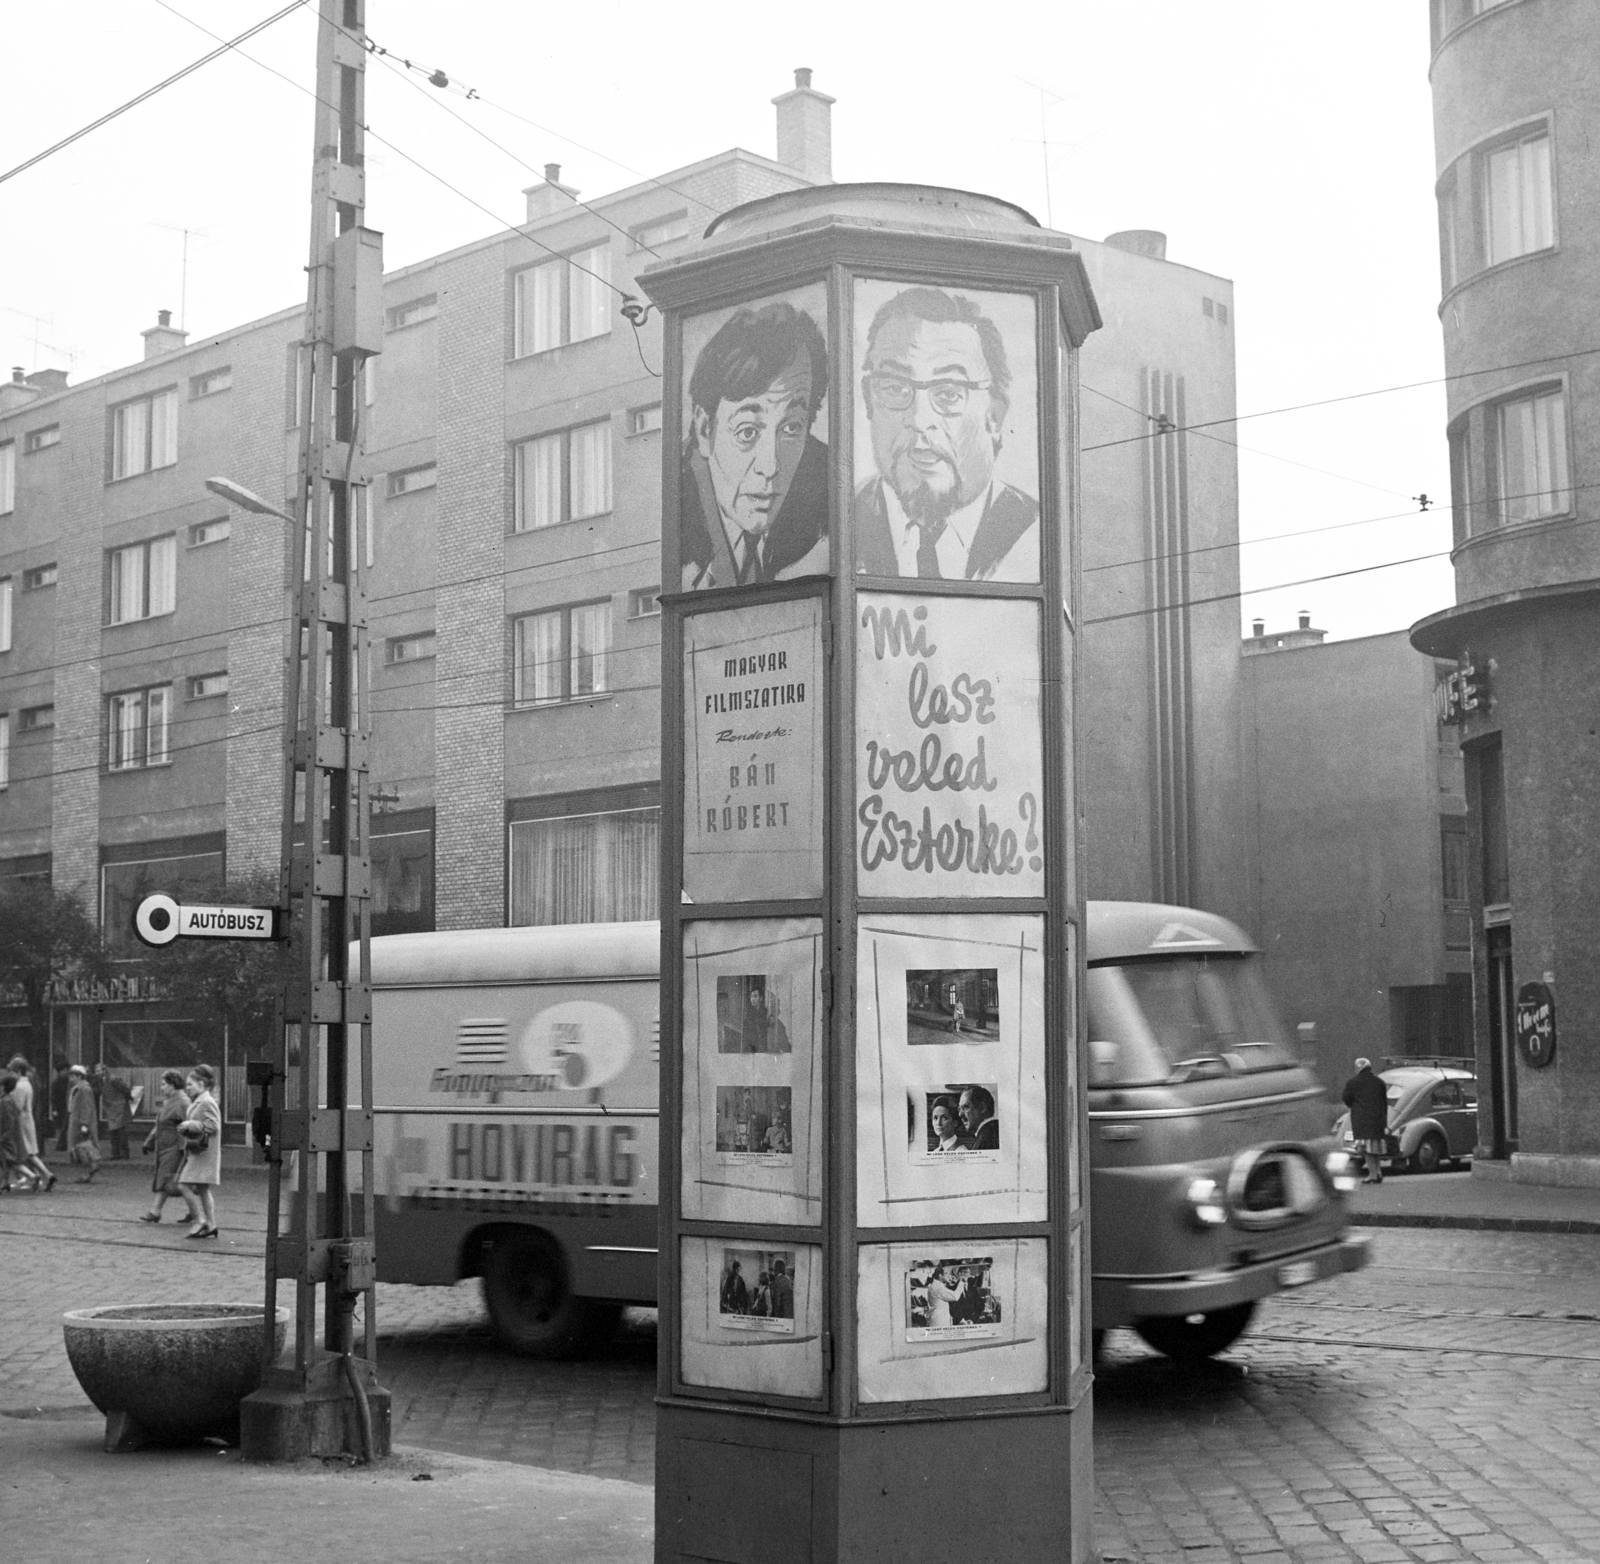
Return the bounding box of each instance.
[204,476,290,522]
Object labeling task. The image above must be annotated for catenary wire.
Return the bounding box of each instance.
[0,1,308,187]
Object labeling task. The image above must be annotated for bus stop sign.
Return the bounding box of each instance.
[134,892,282,948]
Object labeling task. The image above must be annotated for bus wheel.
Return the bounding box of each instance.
[483,1231,610,1359]
[1134,1301,1257,1363]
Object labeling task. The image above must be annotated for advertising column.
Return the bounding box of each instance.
[645,184,1099,1564]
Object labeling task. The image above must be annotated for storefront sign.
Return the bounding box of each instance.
[1514,981,1555,1069]
[682,597,825,903]
[856,594,1043,898]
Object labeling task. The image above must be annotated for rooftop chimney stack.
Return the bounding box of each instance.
[141,308,188,359]
[1251,619,1265,638]
[1298,610,1311,630]
[773,68,835,183]
[0,367,39,415]
[523,162,580,224]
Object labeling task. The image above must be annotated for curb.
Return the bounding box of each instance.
[1354,1213,1600,1235]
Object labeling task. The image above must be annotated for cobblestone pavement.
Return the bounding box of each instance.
[4,1166,1599,1561]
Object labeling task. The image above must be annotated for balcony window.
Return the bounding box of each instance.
[107,685,171,771]
[513,601,609,705]
[108,535,177,623]
[110,388,178,479]
[1484,130,1553,266]
[1495,387,1568,524]
[513,243,611,357]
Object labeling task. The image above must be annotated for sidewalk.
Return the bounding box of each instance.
[1347,1166,1600,1233]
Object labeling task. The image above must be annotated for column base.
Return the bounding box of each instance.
[656,1398,1094,1564]
[239,1356,392,1463]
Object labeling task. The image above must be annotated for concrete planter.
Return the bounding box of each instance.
[62,1302,289,1452]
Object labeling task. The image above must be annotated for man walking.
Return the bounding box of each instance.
[1342,1057,1389,1185]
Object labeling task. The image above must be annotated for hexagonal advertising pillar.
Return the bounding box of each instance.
[640,183,1100,1564]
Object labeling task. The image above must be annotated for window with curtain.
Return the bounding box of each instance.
[513,601,610,704]
[513,244,611,357]
[1483,130,1552,267]
[110,389,178,479]
[1447,420,1471,543]
[0,714,9,789]
[108,535,177,623]
[509,807,659,926]
[1496,387,1568,524]
[0,577,11,651]
[513,421,611,530]
[107,686,171,771]
[0,441,13,513]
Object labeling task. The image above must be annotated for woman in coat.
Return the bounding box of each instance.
[177,1063,223,1238]
[4,1056,54,1191]
[65,1064,101,1183]
[140,1070,190,1223]
[1341,1057,1391,1185]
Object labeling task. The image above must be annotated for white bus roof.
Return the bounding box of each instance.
[368,921,659,987]
[1086,901,1255,962]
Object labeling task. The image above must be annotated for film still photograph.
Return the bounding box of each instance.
[908,1084,1000,1163]
[715,1085,793,1160]
[905,968,1001,1045]
[905,1256,1000,1341]
[716,973,794,1054]
[718,1247,797,1333]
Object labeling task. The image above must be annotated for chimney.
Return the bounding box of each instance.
[0,366,41,415]
[1298,610,1311,630]
[141,308,188,359]
[773,68,834,183]
[523,162,580,224]
[1251,619,1265,638]
[1104,229,1168,260]
[25,368,69,396]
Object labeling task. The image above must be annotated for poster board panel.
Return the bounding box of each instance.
[680,1236,824,1398]
[856,1238,1048,1403]
[681,918,824,1224]
[855,913,1047,1226]
[684,597,825,903]
[856,594,1044,899]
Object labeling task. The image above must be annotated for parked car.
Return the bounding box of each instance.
[1332,1059,1477,1174]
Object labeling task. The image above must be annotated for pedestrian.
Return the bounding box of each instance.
[49,1056,72,1152]
[176,1064,222,1239]
[6,1054,55,1191]
[1341,1056,1390,1185]
[140,1070,191,1223]
[96,1065,135,1160]
[65,1064,101,1183]
[1,1074,40,1191]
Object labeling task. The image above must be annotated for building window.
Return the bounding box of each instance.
[0,577,10,652]
[110,388,178,479]
[509,806,659,925]
[187,672,228,699]
[512,243,612,357]
[107,686,171,771]
[1433,0,1519,47]
[387,294,438,330]
[190,366,232,398]
[1447,419,1472,543]
[100,846,222,957]
[23,425,60,454]
[627,586,661,619]
[22,563,56,591]
[1436,168,1459,293]
[1441,822,1469,904]
[108,535,177,624]
[370,820,435,937]
[0,442,13,513]
[1483,127,1553,267]
[1494,387,1568,524]
[627,403,663,436]
[387,464,437,497]
[513,601,610,705]
[513,420,612,530]
[363,354,377,408]
[632,212,691,251]
[17,704,53,732]
[0,713,8,787]
[386,631,437,664]
[188,518,230,547]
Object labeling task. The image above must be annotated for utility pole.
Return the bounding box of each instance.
[240,0,388,1463]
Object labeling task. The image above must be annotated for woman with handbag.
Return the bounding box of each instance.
[65,1064,101,1183]
[4,1055,54,1191]
[139,1070,191,1223]
[177,1063,223,1239]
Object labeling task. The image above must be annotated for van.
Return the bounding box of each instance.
[369,902,1367,1361]
[1086,901,1369,1360]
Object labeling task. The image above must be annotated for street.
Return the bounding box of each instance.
[3,1165,1598,1563]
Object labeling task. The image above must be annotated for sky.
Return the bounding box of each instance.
[0,0,1452,643]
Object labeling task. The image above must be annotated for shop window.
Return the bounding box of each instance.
[100,846,222,957]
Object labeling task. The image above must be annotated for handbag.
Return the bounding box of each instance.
[180,1120,211,1155]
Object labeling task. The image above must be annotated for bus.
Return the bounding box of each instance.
[372,904,1366,1361]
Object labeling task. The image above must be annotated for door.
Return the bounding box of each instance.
[1485,926,1516,1157]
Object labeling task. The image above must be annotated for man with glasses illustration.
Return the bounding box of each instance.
[854,285,1038,581]
[681,298,830,590]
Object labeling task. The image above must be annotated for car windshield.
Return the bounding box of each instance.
[1087,955,1297,1086]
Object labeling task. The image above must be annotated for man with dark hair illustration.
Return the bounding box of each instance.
[958,1085,999,1150]
[681,299,829,589]
[855,285,1037,581]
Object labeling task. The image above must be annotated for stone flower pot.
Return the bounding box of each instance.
[63,1302,289,1451]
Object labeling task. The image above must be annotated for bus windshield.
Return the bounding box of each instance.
[1087,955,1297,1086]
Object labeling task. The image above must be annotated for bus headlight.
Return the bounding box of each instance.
[1324,1149,1359,1194]
[1185,1177,1228,1228]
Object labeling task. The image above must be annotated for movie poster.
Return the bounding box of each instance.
[855,593,1044,900]
[683,596,825,903]
[681,918,824,1225]
[856,1239,1048,1403]
[856,913,1047,1226]
[680,1237,824,1398]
